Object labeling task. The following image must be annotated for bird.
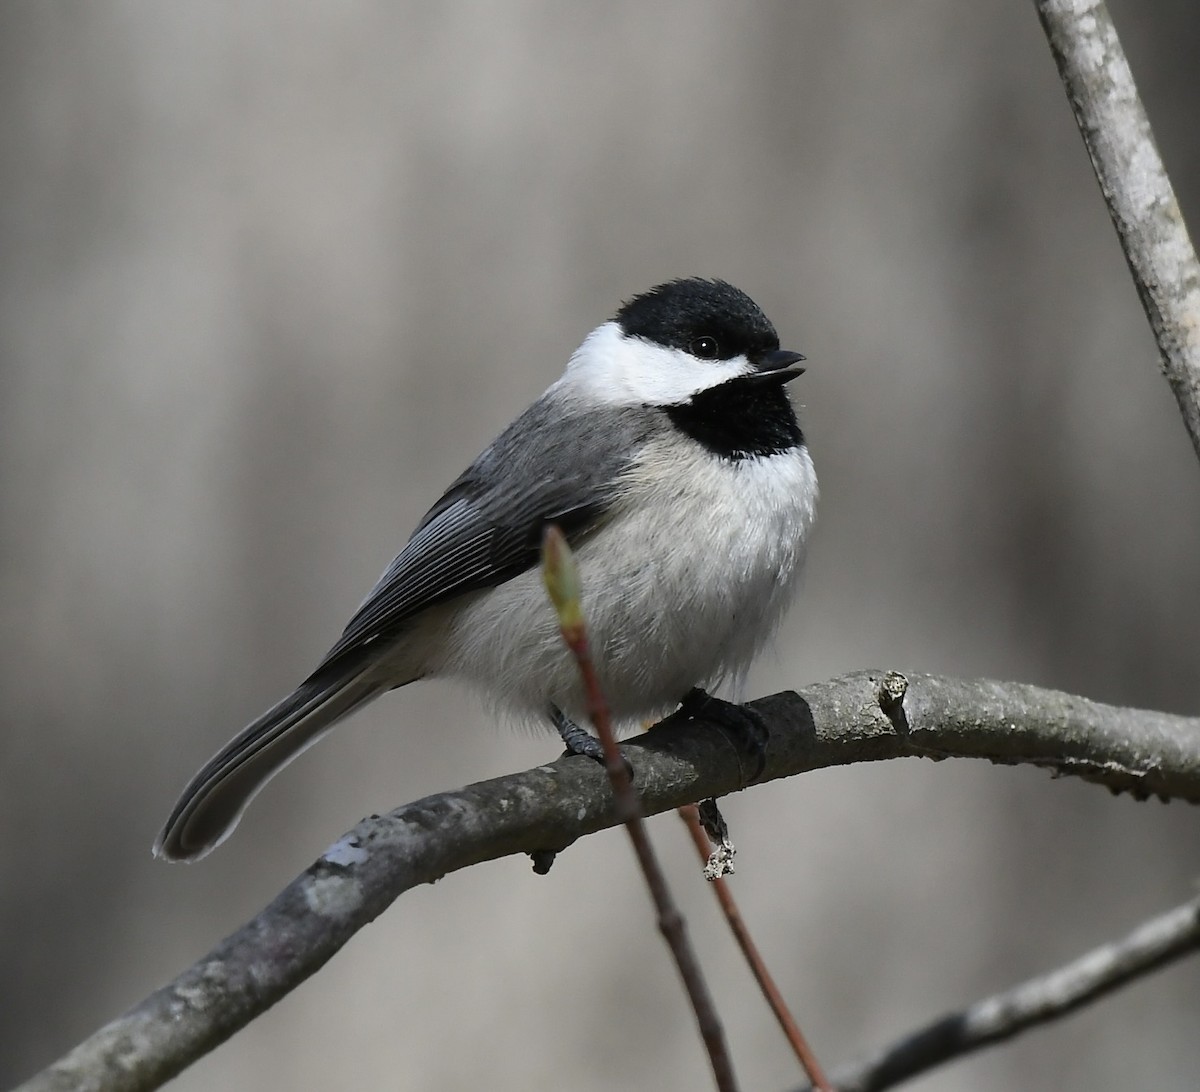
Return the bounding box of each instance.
[154,277,817,861]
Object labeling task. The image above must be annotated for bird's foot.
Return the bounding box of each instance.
[550,706,633,779]
[677,687,770,784]
[530,706,633,874]
[551,705,605,762]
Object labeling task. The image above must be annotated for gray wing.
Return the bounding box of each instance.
[311,393,657,674]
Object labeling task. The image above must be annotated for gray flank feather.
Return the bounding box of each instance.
[315,390,660,672]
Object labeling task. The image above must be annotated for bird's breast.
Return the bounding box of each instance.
[442,434,817,726]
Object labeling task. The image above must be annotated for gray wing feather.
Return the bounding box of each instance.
[313,393,658,673]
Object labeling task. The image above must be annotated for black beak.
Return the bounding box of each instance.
[749,348,806,383]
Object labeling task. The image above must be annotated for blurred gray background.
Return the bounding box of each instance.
[3,4,1199,1090]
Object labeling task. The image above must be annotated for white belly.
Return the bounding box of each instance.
[435,435,817,726]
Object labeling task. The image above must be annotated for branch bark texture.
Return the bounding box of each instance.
[1035,0,1200,464]
[16,671,1200,1092]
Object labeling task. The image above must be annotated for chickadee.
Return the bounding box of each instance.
[155,278,817,861]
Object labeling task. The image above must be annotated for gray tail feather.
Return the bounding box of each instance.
[154,666,385,862]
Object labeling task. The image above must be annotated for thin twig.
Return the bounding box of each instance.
[679,805,833,1091]
[1034,0,1200,465]
[541,525,738,1092]
[803,894,1200,1092]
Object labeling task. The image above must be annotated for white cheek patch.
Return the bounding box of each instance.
[559,322,753,406]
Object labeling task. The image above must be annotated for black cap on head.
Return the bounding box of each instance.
[614,278,780,362]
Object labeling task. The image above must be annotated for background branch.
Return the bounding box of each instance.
[805,894,1200,1092]
[1035,0,1200,463]
[16,670,1200,1092]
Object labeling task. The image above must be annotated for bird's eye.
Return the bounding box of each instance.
[690,336,719,360]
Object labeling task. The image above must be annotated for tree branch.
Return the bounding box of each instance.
[16,671,1200,1092]
[1034,0,1200,464]
[803,894,1200,1092]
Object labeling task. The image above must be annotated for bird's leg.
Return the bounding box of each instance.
[549,704,634,778]
[550,704,606,762]
[527,707,631,877]
[677,687,770,784]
